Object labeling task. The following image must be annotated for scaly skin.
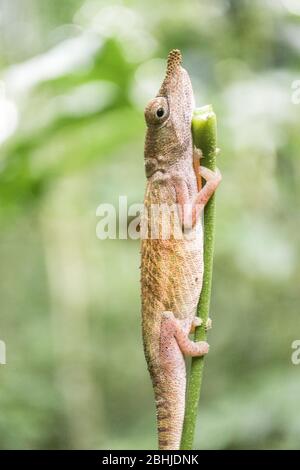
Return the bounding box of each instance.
[141,50,221,450]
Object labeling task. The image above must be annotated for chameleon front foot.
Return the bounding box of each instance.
[173,167,222,230]
[161,311,209,357]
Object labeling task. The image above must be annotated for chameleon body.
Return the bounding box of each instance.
[141,50,221,450]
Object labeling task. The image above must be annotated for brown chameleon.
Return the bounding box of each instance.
[141,49,221,450]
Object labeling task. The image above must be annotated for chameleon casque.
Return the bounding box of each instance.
[141,49,221,450]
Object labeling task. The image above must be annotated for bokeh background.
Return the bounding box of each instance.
[0,0,299,449]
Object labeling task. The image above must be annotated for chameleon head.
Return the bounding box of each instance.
[144,49,195,178]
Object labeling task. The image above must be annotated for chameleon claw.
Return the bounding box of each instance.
[193,147,203,160]
[193,316,202,327]
[205,317,212,331]
[190,316,202,333]
[190,317,212,333]
[196,341,209,355]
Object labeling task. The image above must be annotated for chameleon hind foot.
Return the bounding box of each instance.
[190,316,201,333]
[190,316,212,333]
[205,317,212,331]
[161,311,209,357]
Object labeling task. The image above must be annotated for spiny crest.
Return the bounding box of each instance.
[159,49,183,94]
[166,49,182,76]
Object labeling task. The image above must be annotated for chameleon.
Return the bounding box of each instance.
[141,49,222,450]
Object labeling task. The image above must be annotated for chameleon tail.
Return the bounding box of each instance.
[143,312,197,450]
[151,360,186,450]
[153,310,188,450]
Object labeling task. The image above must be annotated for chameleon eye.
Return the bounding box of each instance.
[144,97,169,126]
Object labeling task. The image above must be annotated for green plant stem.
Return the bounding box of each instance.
[180,105,218,450]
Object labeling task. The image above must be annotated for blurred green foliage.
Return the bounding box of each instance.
[0,0,299,449]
